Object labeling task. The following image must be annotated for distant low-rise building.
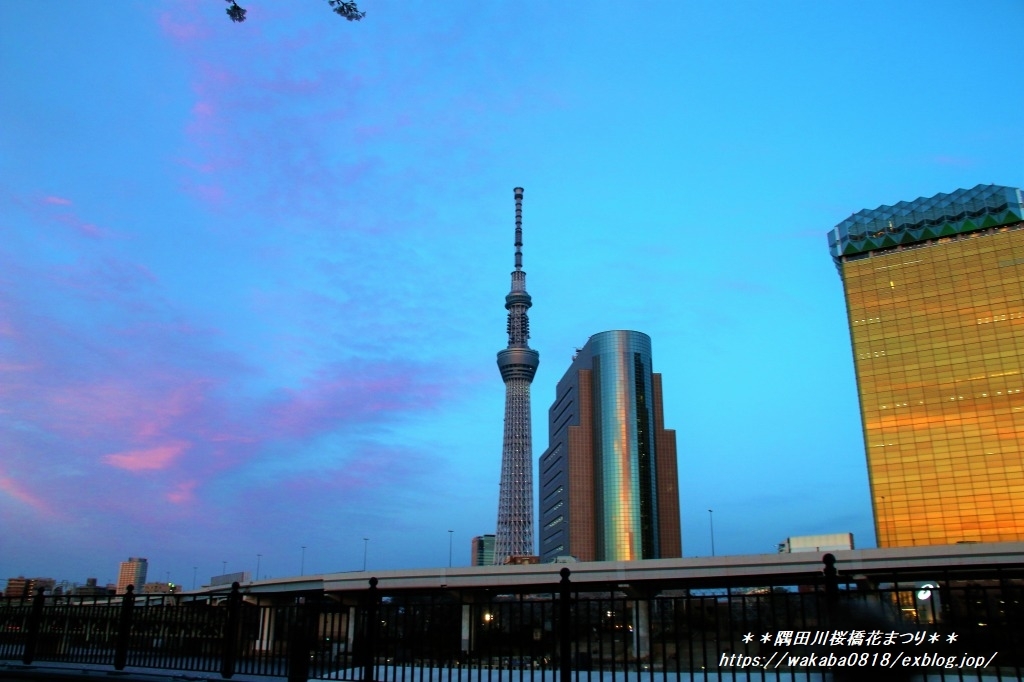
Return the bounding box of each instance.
[210,571,250,587]
[141,582,177,594]
[73,578,112,597]
[4,577,56,599]
[778,533,854,553]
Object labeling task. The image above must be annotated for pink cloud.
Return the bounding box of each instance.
[158,11,209,45]
[267,367,447,438]
[178,158,217,174]
[234,440,442,532]
[1,177,465,551]
[159,16,382,221]
[194,62,238,94]
[134,383,207,439]
[43,376,213,446]
[49,256,158,301]
[192,183,226,206]
[0,469,53,516]
[167,480,198,504]
[29,193,110,238]
[185,100,220,140]
[0,362,37,372]
[192,101,215,117]
[103,441,190,472]
[53,213,107,238]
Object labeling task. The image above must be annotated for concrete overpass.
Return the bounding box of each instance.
[193,541,1024,597]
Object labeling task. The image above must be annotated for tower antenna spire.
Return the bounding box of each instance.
[514,186,523,271]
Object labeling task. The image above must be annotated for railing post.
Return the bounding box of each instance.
[221,582,241,679]
[558,567,571,682]
[113,585,135,670]
[21,587,45,664]
[287,595,312,682]
[822,553,838,624]
[363,577,379,682]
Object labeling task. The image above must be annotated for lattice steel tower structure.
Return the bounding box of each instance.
[494,187,539,563]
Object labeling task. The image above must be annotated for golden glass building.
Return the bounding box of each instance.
[829,184,1024,547]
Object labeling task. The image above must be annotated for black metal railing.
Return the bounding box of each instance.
[2,556,1022,681]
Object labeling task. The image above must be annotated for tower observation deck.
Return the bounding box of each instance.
[494,187,539,564]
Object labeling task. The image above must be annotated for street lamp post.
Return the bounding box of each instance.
[708,509,716,557]
[879,496,885,546]
[880,496,894,547]
[222,561,227,575]
[362,538,369,571]
[448,530,454,568]
[256,554,262,582]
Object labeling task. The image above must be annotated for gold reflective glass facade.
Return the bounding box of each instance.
[841,225,1024,547]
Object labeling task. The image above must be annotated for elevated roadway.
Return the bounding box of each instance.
[192,541,1024,597]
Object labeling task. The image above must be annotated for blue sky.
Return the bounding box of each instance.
[1,0,1021,588]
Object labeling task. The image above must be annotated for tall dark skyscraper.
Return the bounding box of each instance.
[493,187,539,564]
[829,184,1024,547]
[538,330,681,562]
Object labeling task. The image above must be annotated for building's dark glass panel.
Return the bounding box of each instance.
[634,352,656,558]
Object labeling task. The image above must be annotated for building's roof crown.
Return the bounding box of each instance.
[828,184,1023,261]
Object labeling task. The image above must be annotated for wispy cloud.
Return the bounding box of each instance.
[157,4,210,46]
[264,363,447,438]
[104,442,191,472]
[166,480,198,505]
[28,194,112,239]
[931,154,975,168]
[1,185,464,539]
[714,278,773,295]
[55,214,106,238]
[0,468,54,516]
[50,256,158,301]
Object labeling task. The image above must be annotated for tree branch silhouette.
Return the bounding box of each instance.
[223,0,365,24]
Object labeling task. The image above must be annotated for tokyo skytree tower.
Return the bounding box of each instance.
[494,187,539,563]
